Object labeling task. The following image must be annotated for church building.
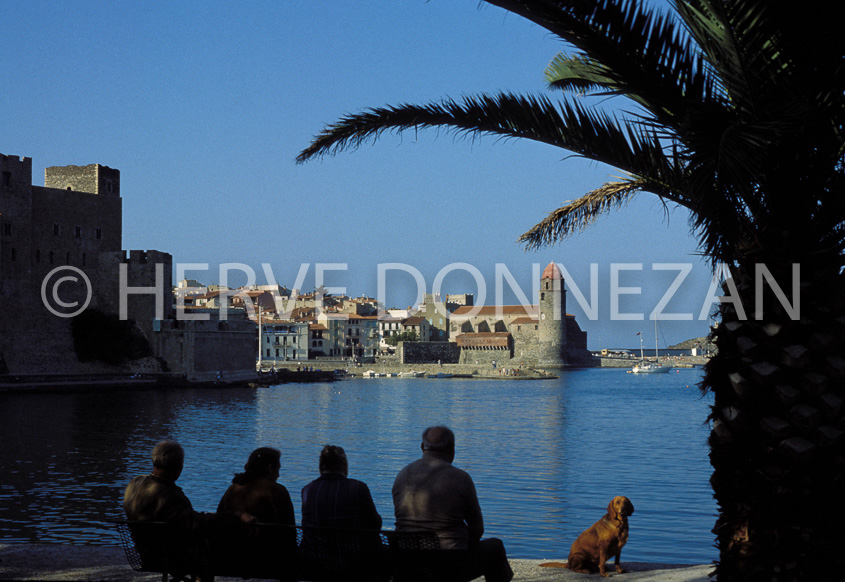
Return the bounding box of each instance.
[449,262,590,368]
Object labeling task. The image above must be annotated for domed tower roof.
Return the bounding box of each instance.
[541,262,563,280]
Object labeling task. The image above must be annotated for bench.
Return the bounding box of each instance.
[114,519,441,582]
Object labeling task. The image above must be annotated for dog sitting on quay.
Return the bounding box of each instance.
[540,496,635,577]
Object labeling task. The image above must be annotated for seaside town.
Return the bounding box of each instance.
[1,152,714,387]
[3,2,841,582]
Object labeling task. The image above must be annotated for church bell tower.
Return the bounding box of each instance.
[537,262,567,368]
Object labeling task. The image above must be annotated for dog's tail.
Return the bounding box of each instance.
[539,562,569,569]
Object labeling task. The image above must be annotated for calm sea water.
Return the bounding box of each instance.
[0,368,716,564]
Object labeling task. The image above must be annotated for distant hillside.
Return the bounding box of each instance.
[669,336,714,350]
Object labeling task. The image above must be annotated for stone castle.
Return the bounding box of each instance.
[0,153,254,379]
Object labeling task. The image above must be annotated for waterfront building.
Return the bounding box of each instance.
[399,315,430,342]
[344,314,379,359]
[379,315,404,350]
[261,320,308,362]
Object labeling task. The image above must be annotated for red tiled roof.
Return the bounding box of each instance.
[542,262,563,280]
[451,305,536,317]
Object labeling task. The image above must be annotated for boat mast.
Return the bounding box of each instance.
[654,318,659,361]
[639,332,645,362]
[257,304,263,370]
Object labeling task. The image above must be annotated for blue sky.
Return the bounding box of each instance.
[4,1,717,349]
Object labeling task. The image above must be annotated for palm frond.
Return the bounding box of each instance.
[483,0,709,125]
[297,92,677,188]
[518,179,642,250]
[544,53,615,95]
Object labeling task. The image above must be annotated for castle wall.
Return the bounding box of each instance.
[154,318,257,380]
[564,315,594,365]
[95,250,175,345]
[511,324,541,365]
[399,341,460,364]
[29,187,122,307]
[458,346,513,365]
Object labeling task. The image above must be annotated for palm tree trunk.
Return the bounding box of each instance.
[704,255,845,581]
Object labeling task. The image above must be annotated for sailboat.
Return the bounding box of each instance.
[632,320,672,374]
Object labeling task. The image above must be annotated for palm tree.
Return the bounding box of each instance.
[297,1,845,579]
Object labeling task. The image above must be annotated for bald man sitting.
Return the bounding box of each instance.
[392,426,513,582]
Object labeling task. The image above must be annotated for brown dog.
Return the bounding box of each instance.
[541,496,634,577]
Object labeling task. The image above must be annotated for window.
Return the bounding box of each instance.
[53,224,60,236]
[49,251,54,264]
[82,253,86,266]
[35,250,41,263]
[2,223,11,236]
[66,252,70,264]
[1,171,11,187]
[541,292,545,301]
[75,226,82,238]
[266,349,271,357]
[10,247,15,262]
[95,228,102,240]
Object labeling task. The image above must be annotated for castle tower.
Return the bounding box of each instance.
[0,154,34,283]
[537,262,567,368]
[45,163,120,197]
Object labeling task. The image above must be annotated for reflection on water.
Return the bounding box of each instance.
[0,368,716,563]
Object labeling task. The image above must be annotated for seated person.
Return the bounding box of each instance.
[124,441,249,578]
[217,447,295,525]
[300,445,384,580]
[125,440,218,529]
[301,444,382,530]
[216,447,297,577]
[393,426,513,582]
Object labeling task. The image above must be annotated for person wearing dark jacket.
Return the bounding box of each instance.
[301,444,381,530]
